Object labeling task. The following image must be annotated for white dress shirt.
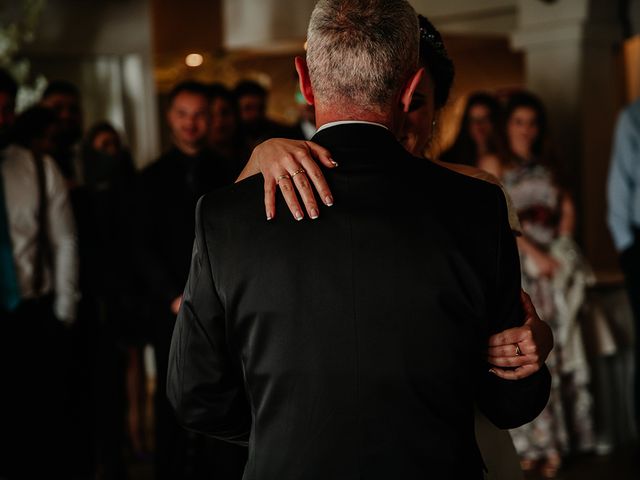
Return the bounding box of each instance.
[1,144,79,323]
[608,99,640,252]
[316,120,389,133]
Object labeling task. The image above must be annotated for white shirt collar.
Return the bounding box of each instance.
[316,120,389,133]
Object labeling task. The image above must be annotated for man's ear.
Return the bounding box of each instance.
[295,56,315,106]
[399,67,424,113]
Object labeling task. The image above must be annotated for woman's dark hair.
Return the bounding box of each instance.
[504,90,566,187]
[418,15,454,110]
[504,90,548,158]
[82,121,134,189]
[11,106,57,149]
[84,121,120,149]
[440,92,505,166]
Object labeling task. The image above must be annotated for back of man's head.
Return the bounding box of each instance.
[306,0,419,116]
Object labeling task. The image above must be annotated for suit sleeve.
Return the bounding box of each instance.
[476,187,551,429]
[167,196,251,445]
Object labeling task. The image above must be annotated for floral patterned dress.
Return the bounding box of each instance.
[502,161,594,461]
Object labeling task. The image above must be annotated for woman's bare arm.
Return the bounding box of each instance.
[558,191,576,237]
[236,138,337,220]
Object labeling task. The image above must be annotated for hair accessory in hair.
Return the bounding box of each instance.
[418,15,449,61]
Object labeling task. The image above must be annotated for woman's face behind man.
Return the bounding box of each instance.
[400,69,436,157]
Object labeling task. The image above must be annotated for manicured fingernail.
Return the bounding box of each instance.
[330,159,338,167]
[266,214,273,221]
[489,368,497,375]
[310,208,319,219]
[295,211,303,221]
[325,195,333,206]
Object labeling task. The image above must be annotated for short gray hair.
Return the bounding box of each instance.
[306,0,419,114]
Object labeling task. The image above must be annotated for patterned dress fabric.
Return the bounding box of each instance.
[503,161,595,460]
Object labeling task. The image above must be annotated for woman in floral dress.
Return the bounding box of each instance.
[480,91,595,479]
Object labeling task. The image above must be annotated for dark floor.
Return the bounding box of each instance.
[126,443,640,480]
[523,443,639,480]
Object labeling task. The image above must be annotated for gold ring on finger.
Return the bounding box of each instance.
[290,169,306,179]
[276,174,291,184]
[514,343,522,357]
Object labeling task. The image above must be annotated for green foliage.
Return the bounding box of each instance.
[0,0,47,111]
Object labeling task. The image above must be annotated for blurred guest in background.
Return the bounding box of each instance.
[40,80,83,185]
[83,122,134,185]
[481,91,594,478]
[607,98,640,434]
[234,79,291,149]
[0,105,79,478]
[135,80,247,480]
[440,92,505,167]
[41,79,100,477]
[208,82,249,175]
[0,69,17,149]
[79,121,139,478]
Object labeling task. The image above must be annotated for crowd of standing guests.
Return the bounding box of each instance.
[0,69,314,479]
[0,59,630,479]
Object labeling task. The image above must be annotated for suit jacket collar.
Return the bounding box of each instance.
[311,122,404,152]
[310,123,411,173]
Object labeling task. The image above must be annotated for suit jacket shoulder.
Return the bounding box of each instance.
[168,124,551,480]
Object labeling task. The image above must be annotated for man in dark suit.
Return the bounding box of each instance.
[135,81,246,479]
[167,1,551,478]
[234,80,294,150]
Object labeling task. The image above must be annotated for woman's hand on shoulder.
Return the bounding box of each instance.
[236,138,337,221]
[487,290,554,380]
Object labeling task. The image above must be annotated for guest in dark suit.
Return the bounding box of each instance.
[207,83,251,175]
[234,80,294,150]
[40,80,83,184]
[167,1,551,479]
[135,81,246,479]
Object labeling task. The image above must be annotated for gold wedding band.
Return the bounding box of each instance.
[515,343,523,357]
[291,168,306,179]
[276,174,291,184]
